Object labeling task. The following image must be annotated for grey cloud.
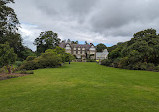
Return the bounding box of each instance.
[11,0,159,50]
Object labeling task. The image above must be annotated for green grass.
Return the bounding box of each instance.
[0,62,159,112]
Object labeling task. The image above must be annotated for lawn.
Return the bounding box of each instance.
[0,62,159,112]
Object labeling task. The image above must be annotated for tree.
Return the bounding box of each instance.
[65,53,75,62]
[85,41,88,45]
[0,0,19,34]
[0,0,29,60]
[20,47,36,60]
[96,43,107,52]
[34,31,61,55]
[71,40,78,44]
[103,29,159,71]
[0,32,26,60]
[0,43,17,74]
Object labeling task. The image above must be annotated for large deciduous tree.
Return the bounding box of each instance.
[0,43,17,74]
[96,43,107,52]
[0,0,19,34]
[0,0,30,60]
[34,31,61,55]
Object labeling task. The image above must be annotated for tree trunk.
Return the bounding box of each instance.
[7,65,12,74]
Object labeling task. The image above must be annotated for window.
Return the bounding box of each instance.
[78,47,81,50]
[65,44,71,50]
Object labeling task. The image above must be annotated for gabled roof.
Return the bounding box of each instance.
[59,42,94,50]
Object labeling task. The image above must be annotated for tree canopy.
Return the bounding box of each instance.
[102,29,159,71]
[96,43,107,52]
[0,0,33,60]
[0,0,19,35]
[34,31,61,55]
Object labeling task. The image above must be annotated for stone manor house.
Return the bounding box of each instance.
[59,41,109,61]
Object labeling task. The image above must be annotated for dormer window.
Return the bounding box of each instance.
[78,47,81,50]
[89,45,95,51]
[65,44,71,50]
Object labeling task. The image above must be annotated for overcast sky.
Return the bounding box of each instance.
[11,0,159,51]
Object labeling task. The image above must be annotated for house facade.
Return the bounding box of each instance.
[96,49,109,60]
[59,42,109,61]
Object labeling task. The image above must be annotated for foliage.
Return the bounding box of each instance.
[0,0,19,34]
[103,29,159,71]
[46,46,75,62]
[85,41,88,44]
[0,0,34,60]
[26,56,37,61]
[96,43,107,52]
[45,47,66,63]
[14,61,23,67]
[0,43,17,73]
[34,31,61,55]
[19,46,75,70]
[107,42,124,52]
[71,40,78,44]
[65,53,75,62]
[101,59,112,66]
[19,52,62,70]
[19,47,36,60]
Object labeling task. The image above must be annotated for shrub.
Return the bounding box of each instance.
[26,56,37,61]
[15,61,23,67]
[65,53,75,62]
[19,52,62,70]
[118,57,129,68]
[130,62,147,70]
[0,66,17,74]
[146,63,155,71]
[101,59,112,66]
[155,65,159,72]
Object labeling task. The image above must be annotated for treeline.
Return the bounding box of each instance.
[102,29,159,71]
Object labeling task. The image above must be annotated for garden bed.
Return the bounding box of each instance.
[0,73,32,81]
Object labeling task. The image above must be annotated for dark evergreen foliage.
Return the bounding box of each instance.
[102,29,159,71]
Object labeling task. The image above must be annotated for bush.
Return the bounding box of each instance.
[101,59,112,66]
[155,65,159,72]
[65,53,75,62]
[0,66,17,74]
[26,56,37,61]
[118,57,129,68]
[129,62,146,70]
[15,61,23,67]
[146,63,155,71]
[19,52,62,70]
